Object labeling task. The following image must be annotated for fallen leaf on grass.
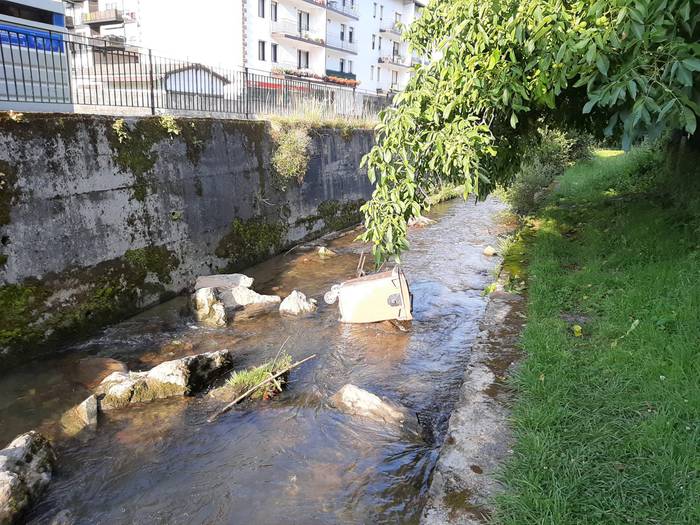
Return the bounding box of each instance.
[572,324,583,337]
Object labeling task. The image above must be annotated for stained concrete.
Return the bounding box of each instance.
[0,114,373,363]
[421,286,526,524]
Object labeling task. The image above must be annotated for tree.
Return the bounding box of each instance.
[361,0,700,262]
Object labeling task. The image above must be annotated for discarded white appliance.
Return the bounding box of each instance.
[324,266,413,324]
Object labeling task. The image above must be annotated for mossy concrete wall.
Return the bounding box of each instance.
[0,113,373,365]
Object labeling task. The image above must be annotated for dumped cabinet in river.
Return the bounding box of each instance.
[324,266,413,324]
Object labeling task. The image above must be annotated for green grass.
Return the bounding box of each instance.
[496,150,700,524]
[224,352,293,401]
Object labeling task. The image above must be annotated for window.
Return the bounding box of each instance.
[392,70,398,86]
[373,2,377,17]
[370,65,374,80]
[271,43,278,63]
[393,41,399,57]
[380,5,384,20]
[371,34,376,50]
[348,59,353,73]
[258,0,265,18]
[258,40,266,61]
[340,23,345,41]
[378,36,382,51]
[395,12,401,23]
[298,11,309,31]
[348,27,354,43]
[297,49,309,69]
[271,1,278,21]
[377,67,381,81]
[340,58,346,72]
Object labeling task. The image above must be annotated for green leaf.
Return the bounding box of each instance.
[510,112,519,128]
[682,57,700,72]
[582,100,596,114]
[596,53,610,76]
[683,106,697,134]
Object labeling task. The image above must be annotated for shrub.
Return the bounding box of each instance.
[270,122,312,189]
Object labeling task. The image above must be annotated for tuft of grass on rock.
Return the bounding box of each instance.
[224,352,293,401]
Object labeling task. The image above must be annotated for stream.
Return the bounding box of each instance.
[0,197,507,524]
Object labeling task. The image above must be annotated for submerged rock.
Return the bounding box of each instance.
[72,357,128,390]
[0,431,55,525]
[96,350,233,410]
[49,509,75,525]
[330,384,421,435]
[483,245,497,256]
[195,273,254,290]
[279,290,317,316]
[60,395,99,437]
[192,288,227,327]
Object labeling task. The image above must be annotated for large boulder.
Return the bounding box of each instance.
[330,384,421,436]
[96,350,233,410]
[192,288,227,327]
[71,357,128,390]
[195,274,254,290]
[0,431,55,525]
[279,290,317,316]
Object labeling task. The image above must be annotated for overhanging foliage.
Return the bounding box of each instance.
[361,0,700,262]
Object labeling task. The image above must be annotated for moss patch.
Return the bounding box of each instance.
[179,119,213,165]
[108,117,176,202]
[215,217,287,271]
[0,245,179,365]
[296,199,365,234]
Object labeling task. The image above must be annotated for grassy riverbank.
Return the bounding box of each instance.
[497,150,700,523]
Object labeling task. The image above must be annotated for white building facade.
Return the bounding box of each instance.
[64,0,425,94]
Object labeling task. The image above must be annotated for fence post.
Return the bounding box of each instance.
[244,67,250,118]
[148,48,155,115]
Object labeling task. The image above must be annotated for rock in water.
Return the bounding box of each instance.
[96,350,233,410]
[330,384,421,436]
[49,509,75,525]
[279,290,317,316]
[195,274,254,290]
[192,288,227,327]
[217,287,280,309]
[483,245,498,256]
[0,431,55,524]
[59,395,99,437]
[408,215,436,228]
[317,246,337,258]
[72,357,128,390]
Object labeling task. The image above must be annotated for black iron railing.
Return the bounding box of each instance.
[0,22,392,119]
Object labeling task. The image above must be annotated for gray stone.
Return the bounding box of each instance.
[192,288,227,327]
[279,290,317,316]
[0,431,55,525]
[408,215,436,227]
[195,273,254,290]
[218,286,280,309]
[330,384,420,435]
[96,350,233,410]
[317,246,337,258]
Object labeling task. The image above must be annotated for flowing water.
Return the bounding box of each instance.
[0,197,508,524]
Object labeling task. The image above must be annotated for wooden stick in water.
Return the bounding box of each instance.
[207,354,317,423]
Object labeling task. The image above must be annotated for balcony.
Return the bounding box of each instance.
[82,8,123,26]
[379,55,409,68]
[272,20,325,46]
[379,21,402,38]
[325,69,356,80]
[326,0,359,19]
[325,34,357,54]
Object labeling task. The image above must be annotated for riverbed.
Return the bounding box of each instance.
[1,197,507,524]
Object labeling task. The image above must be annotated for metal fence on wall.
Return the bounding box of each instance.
[0,22,393,119]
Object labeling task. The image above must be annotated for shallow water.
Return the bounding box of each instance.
[1,197,507,524]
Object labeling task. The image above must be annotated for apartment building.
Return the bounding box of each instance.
[249,0,426,92]
[64,0,425,93]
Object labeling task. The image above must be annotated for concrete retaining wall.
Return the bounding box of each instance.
[0,113,374,364]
